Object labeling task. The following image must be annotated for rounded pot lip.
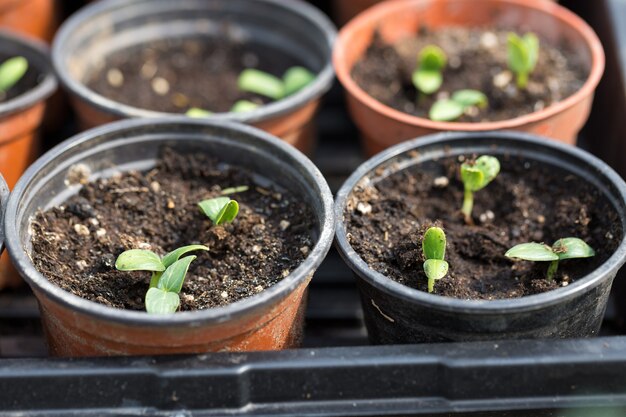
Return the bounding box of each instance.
[334,131,626,314]
[0,30,57,117]
[333,0,605,131]
[5,117,335,327]
[52,0,337,124]
[0,172,8,253]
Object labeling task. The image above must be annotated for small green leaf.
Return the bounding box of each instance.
[507,32,529,76]
[460,165,484,192]
[452,89,488,108]
[552,238,595,260]
[419,45,447,71]
[221,185,249,195]
[505,243,559,262]
[429,99,464,121]
[474,155,500,185]
[283,66,315,96]
[0,56,28,92]
[115,249,165,272]
[186,107,212,118]
[198,197,239,225]
[145,287,180,314]
[161,245,209,268]
[412,70,443,95]
[461,155,500,192]
[238,69,285,100]
[158,255,197,294]
[524,33,539,72]
[424,259,449,281]
[423,227,446,260]
[230,100,259,113]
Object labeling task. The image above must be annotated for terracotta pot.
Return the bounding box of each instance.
[333,0,605,156]
[52,0,336,155]
[333,0,384,26]
[0,31,57,290]
[5,118,335,356]
[0,0,58,42]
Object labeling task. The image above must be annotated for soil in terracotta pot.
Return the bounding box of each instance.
[85,37,308,113]
[30,148,315,311]
[351,27,588,122]
[345,154,623,299]
[0,53,42,103]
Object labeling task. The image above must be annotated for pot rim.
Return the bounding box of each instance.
[51,0,337,124]
[0,29,57,117]
[334,131,626,314]
[0,172,7,253]
[5,117,335,327]
[333,0,605,131]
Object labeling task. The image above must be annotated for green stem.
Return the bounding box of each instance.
[546,260,559,281]
[428,277,434,293]
[149,272,161,289]
[516,72,528,89]
[462,188,474,224]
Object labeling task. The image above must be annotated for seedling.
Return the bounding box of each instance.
[412,45,447,95]
[238,66,315,100]
[422,226,449,293]
[220,185,249,195]
[0,56,28,93]
[115,245,209,314]
[185,100,259,117]
[198,197,239,225]
[507,32,539,89]
[460,155,500,224]
[429,89,488,121]
[505,237,594,280]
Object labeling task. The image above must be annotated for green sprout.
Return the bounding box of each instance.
[505,238,595,280]
[115,245,209,314]
[198,197,239,225]
[422,226,449,293]
[412,45,447,95]
[0,56,28,93]
[460,155,500,224]
[238,66,315,100]
[185,100,259,117]
[429,89,488,121]
[220,185,249,195]
[507,32,539,89]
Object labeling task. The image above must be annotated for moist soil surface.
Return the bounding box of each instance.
[351,27,588,122]
[86,37,304,114]
[345,154,623,299]
[30,148,314,311]
[0,53,42,104]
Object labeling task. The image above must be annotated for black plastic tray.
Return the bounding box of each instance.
[1,0,626,415]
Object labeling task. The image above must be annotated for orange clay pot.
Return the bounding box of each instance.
[0,0,58,42]
[52,0,336,155]
[5,119,335,356]
[334,0,384,26]
[0,31,56,290]
[333,0,605,156]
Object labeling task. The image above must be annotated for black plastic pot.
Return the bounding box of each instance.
[0,172,8,254]
[51,0,336,154]
[4,117,335,356]
[335,131,626,344]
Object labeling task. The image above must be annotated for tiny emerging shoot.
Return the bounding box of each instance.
[185,100,259,117]
[429,89,488,121]
[505,238,595,280]
[238,66,315,100]
[198,196,239,225]
[0,56,28,93]
[220,185,249,195]
[115,245,209,314]
[507,32,539,89]
[460,155,500,224]
[412,45,447,96]
[422,226,449,293]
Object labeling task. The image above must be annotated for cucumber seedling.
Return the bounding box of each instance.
[460,155,500,224]
[507,32,539,89]
[429,89,488,121]
[186,100,259,117]
[198,196,240,225]
[505,237,595,280]
[412,45,447,96]
[422,226,449,293]
[115,245,209,314]
[238,66,315,100]
[0,56,28,93]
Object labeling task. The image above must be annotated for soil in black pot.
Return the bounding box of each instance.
[30,148,315,311]
[85,37,307,113]
[345,154,623,300]
[351,27,588,122]
[0,53,42,103]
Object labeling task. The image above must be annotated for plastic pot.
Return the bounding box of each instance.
[0,0,58,42]
[335,131,626,344]
[4,118,335,356]
[333,0,605,156]
[51,0,336,155]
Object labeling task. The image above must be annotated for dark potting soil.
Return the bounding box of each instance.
[85,37,304,113]
[345,154,623,300]
[351,27,588,122]
[0,53,42,103]
[30,148,315,311]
